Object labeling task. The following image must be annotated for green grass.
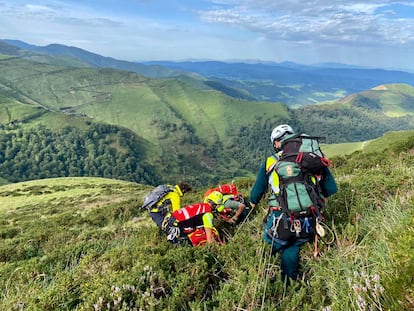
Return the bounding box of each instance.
[304,196,414,310]
[322,129,414,158]
[364,129,414,153]
[0,177,143,212]
[322,141,365,157]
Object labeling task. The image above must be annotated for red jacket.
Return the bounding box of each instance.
[172,203,212,234]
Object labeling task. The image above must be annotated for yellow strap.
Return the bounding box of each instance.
[266,155,280,194]
[265,155,278,174]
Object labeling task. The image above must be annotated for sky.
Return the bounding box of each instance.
[1,0,414,71]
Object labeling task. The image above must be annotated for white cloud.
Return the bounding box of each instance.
[25,4,55,13]
[0,0,413,70]
[198,0,414,48]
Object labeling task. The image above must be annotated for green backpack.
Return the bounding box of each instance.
[274,133,330,218]
[264,133,336,244]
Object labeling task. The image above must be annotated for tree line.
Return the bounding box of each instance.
[0,123,160,185]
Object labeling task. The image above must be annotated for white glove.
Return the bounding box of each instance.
[166,226,180,240]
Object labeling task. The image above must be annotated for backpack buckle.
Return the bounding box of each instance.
[292,219,302,236]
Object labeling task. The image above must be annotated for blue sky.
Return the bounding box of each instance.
[1,0,414,71]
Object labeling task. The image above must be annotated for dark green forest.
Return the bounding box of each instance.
[0,123,158,184]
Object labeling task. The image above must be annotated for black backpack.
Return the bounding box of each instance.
[264,133,335,243]
[274,133,330,218]
[141,184,174,211]
[278,133,330,176]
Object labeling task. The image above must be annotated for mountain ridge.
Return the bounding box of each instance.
[3,39,414,107]
[1,39,183,78]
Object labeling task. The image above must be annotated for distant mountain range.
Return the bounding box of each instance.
[2,39,414,107]
[144,60,414,106]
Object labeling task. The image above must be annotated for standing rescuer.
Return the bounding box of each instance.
[249,124,337,284]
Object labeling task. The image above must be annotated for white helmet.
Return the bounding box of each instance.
[270,124,294,143]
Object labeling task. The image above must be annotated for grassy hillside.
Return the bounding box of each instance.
[322,129,414,158]
[339,83,414,117]
[322,141,365,158]
[1,131,414,310]
[0,55,288,144]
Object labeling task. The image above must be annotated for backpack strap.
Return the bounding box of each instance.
[152,198,172,214]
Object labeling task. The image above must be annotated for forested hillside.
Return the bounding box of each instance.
[1,43,414,186]
[0,131,413,310]
[0,52,290,186]
[0,123,158,184]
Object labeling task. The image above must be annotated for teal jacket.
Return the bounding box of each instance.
[249,160,269,205]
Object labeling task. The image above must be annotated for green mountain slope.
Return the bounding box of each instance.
[2,51,414,185]
[6,40,414,108]
[144,60,414,106]
[0,54,291,185]
[0,40,182,78]
[0,55,287,143]
[323,129,414,158]
[294,83,414,143]
[0,41,90,68]
[338,83,414,117]
[1,131,413,310]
